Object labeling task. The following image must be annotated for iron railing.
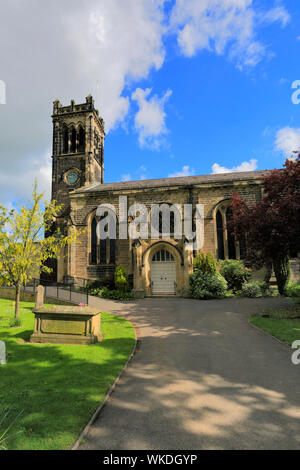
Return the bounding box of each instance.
[23,278,90,305]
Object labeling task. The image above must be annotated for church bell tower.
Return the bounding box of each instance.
[51,95,105,217]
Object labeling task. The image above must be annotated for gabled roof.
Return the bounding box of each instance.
[73,169,270,194]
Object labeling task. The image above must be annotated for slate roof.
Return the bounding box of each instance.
[74,170,270,194]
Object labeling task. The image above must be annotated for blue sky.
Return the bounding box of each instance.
[105,0,300,183]
[0,0,300,205]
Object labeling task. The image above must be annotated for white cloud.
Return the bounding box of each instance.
[275,127,300,156]
[261,6,290,27]
[132,88,172,149]
[0,0,167,204]
[212,159,258,174]
[279,77,289,85]
[169,165,195,177]
[121,174,132,182]
[0,0,292,205]
[169,0,290,69]
[0,151,52,202]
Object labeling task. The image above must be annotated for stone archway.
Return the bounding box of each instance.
[142,241,184,296]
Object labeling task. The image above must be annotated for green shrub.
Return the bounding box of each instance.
[219,259,251,292]
[241,282,263,298]
[285,281,300,298]
[189,271,227,300]
[257,281,269,295]
[86,280,102,291]
[193,251,217,274]
[97,287,133,301]
[114,265,129,293]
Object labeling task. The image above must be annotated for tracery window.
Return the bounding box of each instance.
[90,215,116,265]
[215,202,246,260]
[152,249,175,262]
[150,204,180,238]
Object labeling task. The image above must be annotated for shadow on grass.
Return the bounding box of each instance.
[0,315,135,450]
[14,330,33,341]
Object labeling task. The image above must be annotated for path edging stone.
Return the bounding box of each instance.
[249,319,292,349]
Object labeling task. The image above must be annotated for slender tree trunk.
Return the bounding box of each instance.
[15,284,21,318]
[273,256,290,296]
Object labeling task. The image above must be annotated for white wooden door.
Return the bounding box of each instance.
[151,261,176,295]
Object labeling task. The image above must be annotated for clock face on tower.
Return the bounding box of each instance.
[65,169,79,185]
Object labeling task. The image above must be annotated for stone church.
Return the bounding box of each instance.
[50,95,294,297]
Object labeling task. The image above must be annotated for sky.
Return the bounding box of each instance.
[0,0,300,207]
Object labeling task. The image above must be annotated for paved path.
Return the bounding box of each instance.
[80,297,300,450]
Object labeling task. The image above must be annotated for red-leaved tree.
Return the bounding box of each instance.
[230,154,300,295]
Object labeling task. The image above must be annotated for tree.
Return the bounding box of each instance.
[0,181,77,318]
[193,251,217,274]
[114,265,129,293]
[230,154,300,295]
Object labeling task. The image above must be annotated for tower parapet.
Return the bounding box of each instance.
[51,95,105,216]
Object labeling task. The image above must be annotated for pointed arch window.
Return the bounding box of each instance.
[216,210,225,260]
[151,204,180,238]
[152,249,175,262]
[70,127,77,153]
[90,213,117,266]
[215,202,246,260]
[91,218,97,264]
[78,126,85,153]
[110,239,116,265]
[62,126,68,154]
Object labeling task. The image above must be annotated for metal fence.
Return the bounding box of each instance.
[24,278,90,305]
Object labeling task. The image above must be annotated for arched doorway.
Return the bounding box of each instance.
[151,249,176,295]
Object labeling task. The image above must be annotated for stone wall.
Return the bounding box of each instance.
[64,178,263,293]
[290,259,300,283]
[0,288,74,305]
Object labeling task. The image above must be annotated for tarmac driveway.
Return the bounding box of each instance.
[79,297,300,450]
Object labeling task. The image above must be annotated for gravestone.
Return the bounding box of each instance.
[0,341,6,365]
[35,285,44,309]
[30,306,102,345]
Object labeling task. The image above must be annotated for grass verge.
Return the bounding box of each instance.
[250,299,300,346]
[0,298,135,450]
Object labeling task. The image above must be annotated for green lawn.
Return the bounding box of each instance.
[0,298,135,450]
[250,300,300,346]
[251,317,300,345]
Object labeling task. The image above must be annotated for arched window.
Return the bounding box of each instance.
[78,126,85,153]
[215,202,246,260]
[216,210,225,260]
[91,218,97,265]
[89,213,117,266]
[70,127,77,153]
[152,249,175,262]
[110,239,116,264]
[100,240,107,264]
[62,126,68,154]
[151,204,180,238]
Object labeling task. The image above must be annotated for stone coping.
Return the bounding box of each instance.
[33,306,101,316]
